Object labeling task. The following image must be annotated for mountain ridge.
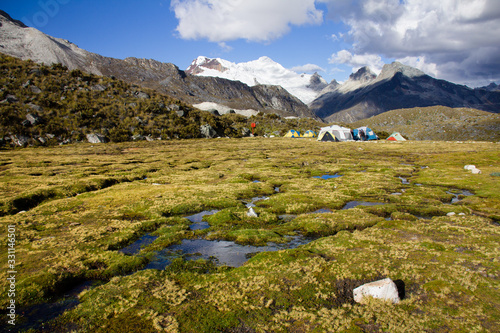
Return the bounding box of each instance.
[310,62,500,123]
[185,56,328,104]
[0,11,316,119]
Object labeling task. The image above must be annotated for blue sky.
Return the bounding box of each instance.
[2,0,499,87]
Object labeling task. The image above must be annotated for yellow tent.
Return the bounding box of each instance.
[284,129,301,138]
[303,130,317,138]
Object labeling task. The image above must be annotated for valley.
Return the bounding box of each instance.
[0,138,499,332]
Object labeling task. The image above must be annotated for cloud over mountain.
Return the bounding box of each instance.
[170,0,323,42]
[323,0,500,86]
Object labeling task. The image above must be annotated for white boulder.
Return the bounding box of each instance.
[470,168,482,174]
[247,207,258,217]
[353,278,401,304]
[464,165,476,170]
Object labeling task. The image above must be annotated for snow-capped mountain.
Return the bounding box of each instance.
[186,56,328,104]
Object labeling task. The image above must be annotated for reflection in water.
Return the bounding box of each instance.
[342,201,386,210]
[313,174,342,180]
[119,234,158,255]
[145,236,310,269]
[187,210,219,230]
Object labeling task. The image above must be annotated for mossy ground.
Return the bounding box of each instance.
[0,138,499,332]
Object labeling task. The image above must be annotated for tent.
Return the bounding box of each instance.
[317,131,336,142]
[317,125,353,142]
[353,127,378,141]
[387,132,406,141]
[284,129,301,138]
[303,130,317,138]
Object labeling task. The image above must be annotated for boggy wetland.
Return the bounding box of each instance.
[0,138,499,332]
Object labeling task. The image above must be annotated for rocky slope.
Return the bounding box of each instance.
[0,10,315,119]
[351,106,500,141]
[310,62,500,123]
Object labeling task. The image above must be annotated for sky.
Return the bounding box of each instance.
[2,0,500,87]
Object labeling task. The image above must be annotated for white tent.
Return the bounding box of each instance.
[317,125,353,142]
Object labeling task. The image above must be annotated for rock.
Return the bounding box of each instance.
[26,113,43,125]
[208,109,220,116]
[131,134,144,141]
[247,207,258,217]
[168,104,180,111]
[470,168,481,174]
[144,135,154,142]
[353,278,401,304]
[10,135,30,147]
[447,212,456,216]
[27,103,42,112]
[175,110,185,117]
[241,127,251,137]
[30,85,42,94]
[135,91,150,99]
[91,84,106,91]
[86,133,108,143]
[464,165,476,170]
[200,124,217,138]
[1,94,19,103]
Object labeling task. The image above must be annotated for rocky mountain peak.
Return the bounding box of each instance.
[307,72,328,92]
[349,66,377,83]
[0,10,27,28]
[378,61,425,80]
[186,56,228,75]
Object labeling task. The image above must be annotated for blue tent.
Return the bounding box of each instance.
[353,127,378,141]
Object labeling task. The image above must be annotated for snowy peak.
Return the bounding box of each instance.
[186,56,228,75]
[185,56,327,104]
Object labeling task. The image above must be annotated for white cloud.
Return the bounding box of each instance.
[170,0,323,42]
[321,0,500,85]
[329,50,384,73]
[291,64,325,73]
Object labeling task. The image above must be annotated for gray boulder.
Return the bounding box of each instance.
[26,113,43,125]
[10,135,30,147]
[30,85,42,94]
[86,133,108,143]
[200,124,217,138]
[135,91,150,99]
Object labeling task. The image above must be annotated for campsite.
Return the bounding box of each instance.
[0,137,499,332]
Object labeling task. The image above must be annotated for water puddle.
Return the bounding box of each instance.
[187,210,220,230]
[313,173,342,180]
[144,236,310,269]
[342,201,386,210]
[16,280,97,332]
[243,196,269,208]
[398,176,410,184]
[308,208,333,214]
[446,190,474,204]
[119,233,158,255]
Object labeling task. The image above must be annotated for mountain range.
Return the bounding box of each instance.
[0,9,499,123]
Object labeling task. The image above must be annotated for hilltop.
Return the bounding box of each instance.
[352,106,500,141]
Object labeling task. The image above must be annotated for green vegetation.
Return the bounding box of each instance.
[0,53,325,147]
[0,138,499,332]
[352,105,500,141]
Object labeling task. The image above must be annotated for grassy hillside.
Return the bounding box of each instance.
[0,53,324,147]
[0,139,498,332]
[352,106,500,141]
